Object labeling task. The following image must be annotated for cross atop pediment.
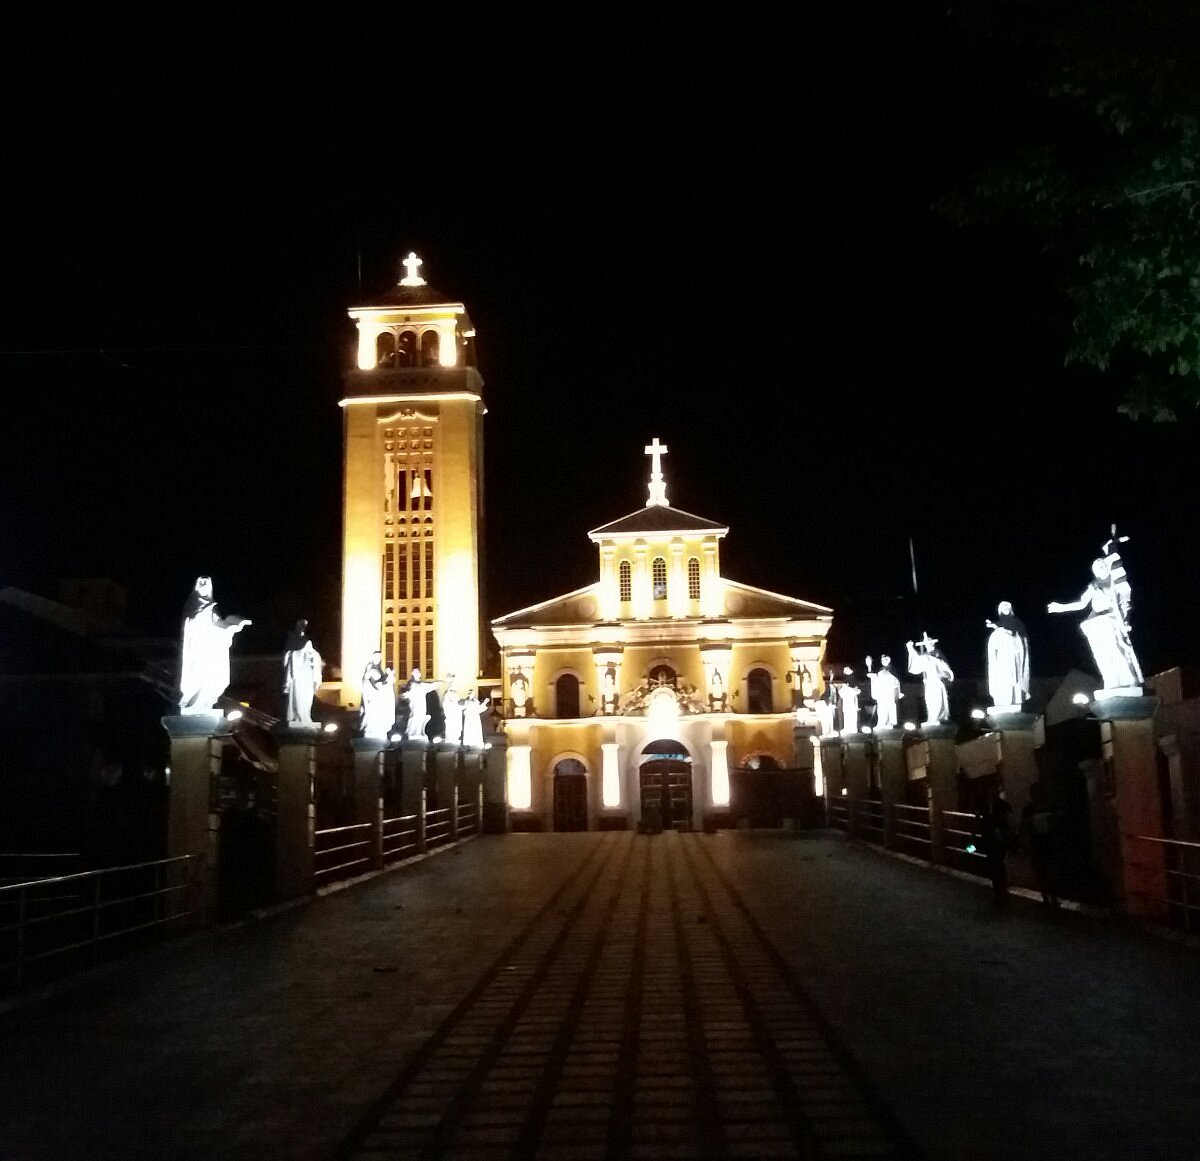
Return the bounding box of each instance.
[400,251,427,287]
[644,437,669,507]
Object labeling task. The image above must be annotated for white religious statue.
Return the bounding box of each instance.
[1047,531,1144,694]
[178,576,252,715]
[708,668,727,712]
[600,665,620,715]
[510,668,530,718]
[814,669,838,735]
[906,632,954,725]
[282,622,323,727]
[360,651,396,737]
[837,667,860,733]
[402,667,442,740]
[461,693,489,749]
[866,654,902,730]
[985,601,1031,711]
[442,676,464,745]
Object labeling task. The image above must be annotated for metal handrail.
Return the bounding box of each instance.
[314,822,372,839]
[0,854,195,895]
[1,855,198,990]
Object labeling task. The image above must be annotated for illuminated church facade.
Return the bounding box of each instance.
[337,256,832,831]
[493,439,832,832]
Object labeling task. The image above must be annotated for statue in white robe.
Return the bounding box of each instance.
[985,601,1030,710]
[906,632,953,724]
[838,670,860,733]
[867,654,902,729]
[461,694,488,749]
[178,576,251,715]
[442,678,464,745]
[402,668,442,740]
[1048,535,1143,693]
[283,635,323,727]
[360,652,396,737]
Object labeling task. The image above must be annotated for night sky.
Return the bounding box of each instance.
[4,10,1199,685]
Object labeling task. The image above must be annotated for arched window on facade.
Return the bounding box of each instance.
[376,331,396,368]
[555,674,581,719]
[747,668,773,714]
[619,560,632,603]
[687,557,701,601]
[420,331,440,367]
[649,663,678,688]
[652,556,668,600]
[396,331,417,367]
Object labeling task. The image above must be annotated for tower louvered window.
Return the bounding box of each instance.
[382,423,436,677]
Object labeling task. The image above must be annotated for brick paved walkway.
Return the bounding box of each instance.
[1,831,1198,1161]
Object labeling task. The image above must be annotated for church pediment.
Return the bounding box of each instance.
[491,585,602,630]
[719,580,832,620]
[587,505,728,540]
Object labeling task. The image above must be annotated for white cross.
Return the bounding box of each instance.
[400,252,426,286]
[644,437,669,507]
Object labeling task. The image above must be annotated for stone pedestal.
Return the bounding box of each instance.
[352,739,385,871]
[1094,697,1166,919]
[843,738,872,801]
[481,733,508,833]
[987,711,1040,815]
[275,736,315,902]
[907,725,958,864]
[397,742,430,815]
[877,733,906,846]
[162,714,221,926]
[818,737,847,808]
[433,744,462,812]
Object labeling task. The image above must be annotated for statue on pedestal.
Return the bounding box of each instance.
[867,654,902,729]
[282,620,324,727]
[985,601,1030,710]
[837,667,860,733]
[708,668,727,713]
[600,665,620,715]
[442,676,464,745]
[461,693,488,749]
[907,632,953,725]
[1047,531,1143,693]
[510,668,530,718]
[814,668,838,735]
[401,668,442,740]
[178,576,252,715]
[360,652,396,737]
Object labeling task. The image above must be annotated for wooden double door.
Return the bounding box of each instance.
[640,760,693,830]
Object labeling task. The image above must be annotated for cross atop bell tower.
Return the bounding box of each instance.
[644,436,669,507]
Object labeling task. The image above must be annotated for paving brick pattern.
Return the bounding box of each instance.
[337,832,917,1160]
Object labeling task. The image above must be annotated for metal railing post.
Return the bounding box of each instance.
[370,751,385,871]
[92,874,103,965]
[477,782,485,834]
[15,887,26,989]
[417,788,428,856]
[451,784,459,842]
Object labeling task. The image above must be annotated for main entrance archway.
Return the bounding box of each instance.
[552,758,588,831]
[639,739,693,830]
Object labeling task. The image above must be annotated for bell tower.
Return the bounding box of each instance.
[339,252,485,702]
